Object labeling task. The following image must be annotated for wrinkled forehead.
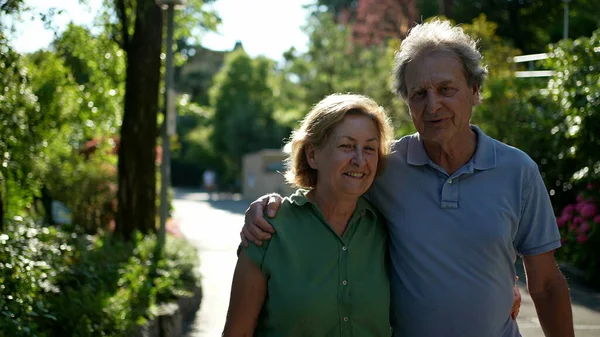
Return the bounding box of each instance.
[405,51,468,90]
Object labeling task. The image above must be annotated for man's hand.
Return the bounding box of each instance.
[241,194,283,247]
[511,277,522,320]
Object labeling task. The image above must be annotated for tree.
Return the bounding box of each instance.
[108,0,218,239]
[450,0,600,53]
[0,34,41,229]
[209,49,285,189]
[108,0,163,239]
[352,0,419,44]
[277,10,413,137]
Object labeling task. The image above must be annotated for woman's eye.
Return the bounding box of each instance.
[339,144,352,149]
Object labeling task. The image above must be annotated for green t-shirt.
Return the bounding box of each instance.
[246,189,391,337]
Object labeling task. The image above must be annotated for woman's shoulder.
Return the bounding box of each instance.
[267,189,313,229]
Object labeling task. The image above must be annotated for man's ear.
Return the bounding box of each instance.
[305,144,318,170]
[471,84,480,105]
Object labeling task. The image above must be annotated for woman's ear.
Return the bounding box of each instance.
[305,144,318,170]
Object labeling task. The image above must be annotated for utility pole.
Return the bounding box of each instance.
[156,0,185,250]
[563,0,570,40]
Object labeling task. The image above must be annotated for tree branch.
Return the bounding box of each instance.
[115,0,130,51]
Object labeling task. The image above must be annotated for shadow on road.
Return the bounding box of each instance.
[515,258,600,312]
[173,188,249,216]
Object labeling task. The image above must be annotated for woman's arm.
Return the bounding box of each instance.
[222,249,267,337]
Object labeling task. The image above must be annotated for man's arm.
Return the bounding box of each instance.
[523,251,574,337]
[241,193,283,246]
[222,250,267,336]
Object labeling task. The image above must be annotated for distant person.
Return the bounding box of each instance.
[203,169,216,192]
[240,19,571,337]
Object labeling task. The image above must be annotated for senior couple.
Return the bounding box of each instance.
[223,19,574,337]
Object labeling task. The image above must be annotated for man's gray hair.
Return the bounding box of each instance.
[392,19,488,101]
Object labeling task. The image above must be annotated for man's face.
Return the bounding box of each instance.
[404,52,479,146]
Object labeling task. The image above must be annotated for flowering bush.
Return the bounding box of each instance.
[556,182,600,285]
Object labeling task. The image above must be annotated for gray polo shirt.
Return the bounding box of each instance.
[367,126,561,337]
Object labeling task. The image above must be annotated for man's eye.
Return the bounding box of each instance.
[440,86,455,95]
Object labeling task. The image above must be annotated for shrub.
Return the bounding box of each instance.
[0,217,74,337]
[0,219,201,337]
[555,181,600,285]
[44,141,118,234]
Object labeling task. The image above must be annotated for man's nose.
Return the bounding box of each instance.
[425,91,442,114]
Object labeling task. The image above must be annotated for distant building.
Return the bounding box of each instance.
[176,41,244,105]
[242,149,295,201]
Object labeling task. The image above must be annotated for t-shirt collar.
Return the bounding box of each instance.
[406,125,496,170]
[289,189,377,216]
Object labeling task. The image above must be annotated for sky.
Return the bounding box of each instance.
[9,0,314,61]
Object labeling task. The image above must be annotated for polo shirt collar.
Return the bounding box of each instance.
[289,189,377,216]
[406,125,496,170]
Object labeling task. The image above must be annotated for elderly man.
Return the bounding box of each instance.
[241,19,574,337]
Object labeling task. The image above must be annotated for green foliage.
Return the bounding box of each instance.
[171,99,218,187]
[544,30,600,184]
[209,49,286,188]
[0,219,200,337]
[278,10,413,137]
[0,33,46,221]
[450,0,600,54]
[0,217,69,337]
[45,148,118,234]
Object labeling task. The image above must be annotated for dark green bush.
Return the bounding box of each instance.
[0,218,200,337]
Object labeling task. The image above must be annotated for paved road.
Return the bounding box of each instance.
[173,188,600,337]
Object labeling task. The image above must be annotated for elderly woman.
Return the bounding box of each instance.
[222,93,394,336]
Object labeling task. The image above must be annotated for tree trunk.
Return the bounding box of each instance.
[115,1,163,240]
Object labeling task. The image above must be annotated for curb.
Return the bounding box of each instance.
[135,284,203,337]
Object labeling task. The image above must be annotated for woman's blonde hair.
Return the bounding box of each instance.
[284,93,394,189]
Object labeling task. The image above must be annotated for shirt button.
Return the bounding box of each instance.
[343,317,349,322]
[342,280,348,286]
[342,246,347,251]
[448,179,453,184]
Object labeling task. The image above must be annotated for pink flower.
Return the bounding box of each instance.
[557,214,570,228]
[573,216,583,225]
[562,204,576,215]
[576,201,588,213]
[569,223,577,232]
[593,215,600,223]
[577,194,584,202]
[576,234,588,244]
[577,222,591,234]
[581,203,598,218]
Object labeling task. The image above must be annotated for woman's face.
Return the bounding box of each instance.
[307,114,380,199]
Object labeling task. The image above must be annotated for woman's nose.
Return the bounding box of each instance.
[352,148,365,166]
